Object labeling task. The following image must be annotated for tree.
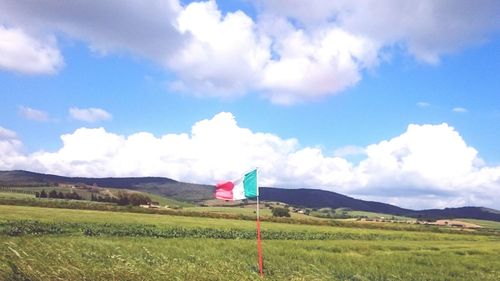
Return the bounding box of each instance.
[128,193,151,206]
[65,191,82,200]
[272,207,290,217]
[57,192,65,199]
[48,190,58,198]
[40,190,47,198]
[116,191,129,205]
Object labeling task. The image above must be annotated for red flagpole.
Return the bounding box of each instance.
[256,168,264,278]
[257,195,264,277]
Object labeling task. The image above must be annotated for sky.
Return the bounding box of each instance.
[1,0,499,210]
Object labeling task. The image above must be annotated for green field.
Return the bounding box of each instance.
[0,192,35,199]
[459,218,500,230]
[345,210,415,221]
[1,205,500,280]
[183,206,316,220]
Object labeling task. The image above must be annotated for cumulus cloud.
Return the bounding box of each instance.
[168,0,270,96]
[18,106,50,122]
[0,25,62,74]
[0,126,17,140]
[334,145,366,158]
[1,0,499,102]
[1,113,499,209]
[417,102,431,108]
[69,107,112,123]
[0,126,27,170]
[0,0,182,60]
[257,0,500,64]
[258,24,379,104]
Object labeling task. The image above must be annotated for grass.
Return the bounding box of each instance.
[143,193,193,208]
[1,204,500,280]
[185,206,271,216]
[346,210,416,221]
[3,205,496,239]
[459,218,500,230]
[310,207,416,221]
[0,192,35,199]
[2,236,500,281]
[0,186,193,208]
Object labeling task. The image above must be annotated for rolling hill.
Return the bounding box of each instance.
[1,170,499,221]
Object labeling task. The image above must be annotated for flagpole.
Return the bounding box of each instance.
[256,168,264,278]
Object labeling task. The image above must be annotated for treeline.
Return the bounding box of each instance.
[0,183,55,187]
[0,187,36,195]
[34,189,151,206]
[90,191,151,206]
[35,190,83,200]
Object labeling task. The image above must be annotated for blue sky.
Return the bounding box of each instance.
[0,0,499,209]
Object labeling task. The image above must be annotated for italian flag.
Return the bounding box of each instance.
[215,169,258,200]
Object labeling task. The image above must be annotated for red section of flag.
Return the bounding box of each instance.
[215,181,234,200]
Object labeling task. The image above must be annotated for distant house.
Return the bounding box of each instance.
[140,202,161,209]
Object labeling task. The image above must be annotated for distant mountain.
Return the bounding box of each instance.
[1,170,499,221]
[0,170,213,202]
[260,187,500,222]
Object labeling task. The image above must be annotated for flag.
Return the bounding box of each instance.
[215,169,258,200]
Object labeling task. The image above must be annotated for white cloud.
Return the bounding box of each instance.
[0,0,183,60]
[0,126,27,170]
[69,107,112,123]
[18,106,50,122]
[258,24,379,104]
[0,127,18,140]
[1,113,499,209]
[453,107,468,113]
[257,0,500,64]
[417,102,430,108]
[0,25,62,74]
[1,0,498,102]
[334,145,366,158]
[168,1,270,96]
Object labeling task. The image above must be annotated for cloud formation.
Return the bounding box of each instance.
[1,0,499,102]
[0,126,27,170]
[1,113,499,209]
[257,0,500,64]
[417,102,431,108]
[0,25,62,74]
[453,107,468,113]
[18,106,50,122]
[69,107,112,123]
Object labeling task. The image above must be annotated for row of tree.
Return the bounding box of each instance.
[35,190,83,200]
[90,191,151,206]
[35,189,151,206]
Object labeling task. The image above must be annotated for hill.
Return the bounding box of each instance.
[261,187,500,221]
[1,170,499,221]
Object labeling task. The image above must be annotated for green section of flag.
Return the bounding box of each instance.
[243,169,258,198]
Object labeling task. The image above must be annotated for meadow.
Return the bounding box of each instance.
[1,205,500,280]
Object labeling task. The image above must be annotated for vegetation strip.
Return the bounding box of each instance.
[2,220,492,241]
[2,199,499,236]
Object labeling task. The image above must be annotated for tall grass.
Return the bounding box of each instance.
[1,236,499,281]
[1,204,500,280]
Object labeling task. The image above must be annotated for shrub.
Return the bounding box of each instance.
[272,207,290,217]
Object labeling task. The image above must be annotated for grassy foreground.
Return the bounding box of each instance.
[1,205,500,280]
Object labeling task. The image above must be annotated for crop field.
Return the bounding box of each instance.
[1,205,500,280]
[0,192,35,200]
[183,206,315,220]
[459,218,500,230]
